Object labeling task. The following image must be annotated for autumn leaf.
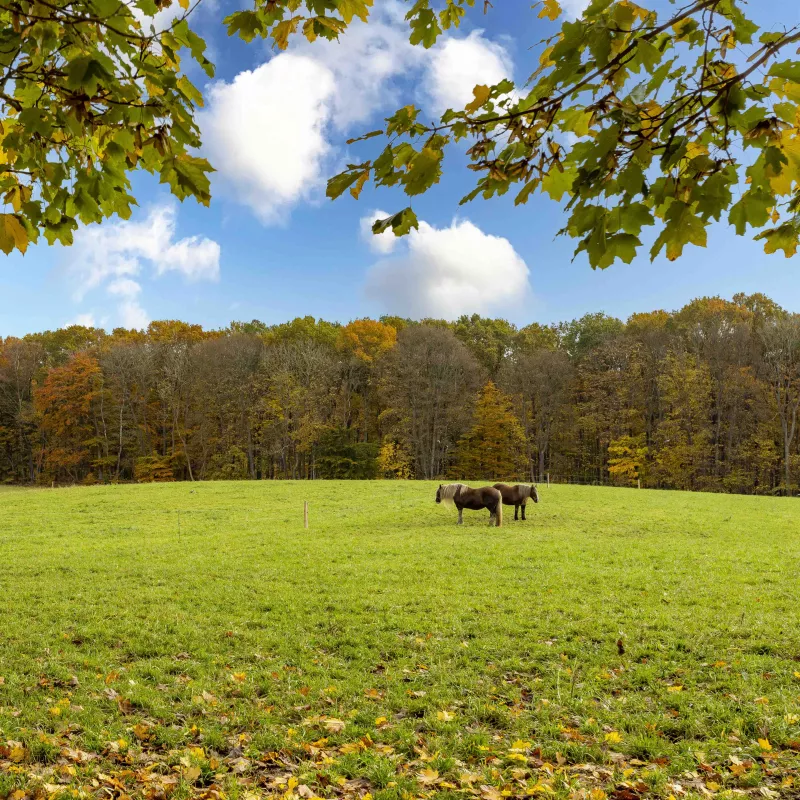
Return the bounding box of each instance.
[466,85,491,114]
[759,738,773,751]
[418,768,440,786]
[323,718,346,732]
[538,0,561,21]
[437,710,455,721]
[605,731,623,744]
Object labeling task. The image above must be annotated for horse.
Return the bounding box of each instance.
[493,483,539,521]
[436,483,503,527]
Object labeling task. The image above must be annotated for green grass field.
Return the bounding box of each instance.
[1,482,799,800]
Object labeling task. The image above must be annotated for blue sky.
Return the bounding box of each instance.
[1,0,798,337]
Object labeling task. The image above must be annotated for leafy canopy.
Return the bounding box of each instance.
[7,0,800,269]
[0,0,216,254]
[320,0,800,268]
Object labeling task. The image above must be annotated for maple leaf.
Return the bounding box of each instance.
[418,768,440,786]
[538,0,561,21]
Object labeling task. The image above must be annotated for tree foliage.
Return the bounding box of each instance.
[454,381,528,480]
[5,0,800,268]
[0,0,213,253]
[5,297,800,494]
[324,0,800,268]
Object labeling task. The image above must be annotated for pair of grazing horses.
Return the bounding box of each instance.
[435,482,539,527]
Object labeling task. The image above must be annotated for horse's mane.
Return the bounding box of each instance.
[440,483,468,506]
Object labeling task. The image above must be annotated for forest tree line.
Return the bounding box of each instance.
[2,292,800,495]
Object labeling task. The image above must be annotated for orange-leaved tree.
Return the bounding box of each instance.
[33,352,107,484]
[455,381,527,481]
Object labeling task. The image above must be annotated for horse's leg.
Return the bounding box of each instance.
[521,500,526,521]
[514,503,519,521]
[457,506,463,525]
[488,510,495,527]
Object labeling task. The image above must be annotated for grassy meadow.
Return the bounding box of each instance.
[1,481,799,800]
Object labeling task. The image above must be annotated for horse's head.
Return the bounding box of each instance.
[530,484,539,503]
[435,484,443,504]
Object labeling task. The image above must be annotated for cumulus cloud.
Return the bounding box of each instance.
[365,218,530,319]
[201,5,512,224]
[200,9,421,224]
[423,31,513,113]
[360,209,399,255]
[201,55,336,224]
[65,204,220,330]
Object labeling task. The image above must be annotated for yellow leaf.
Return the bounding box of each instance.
[0,213,28,255]
[133,723,151,741]
[375,716,388,727]
[591,791,607,800]
[465,85,491,114]
[667,685,683,692]
[323,718,345,733]
[184,766,201,783]
[758,738,772,751]
[604,731,623,744]
[178,0,189,8]
[538,0,561,21]
[418,768,440,786]
[510,740,531,751]
[8,743,26,763]
[437,710,455,722]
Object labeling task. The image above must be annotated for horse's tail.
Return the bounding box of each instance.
[495,492,503,527]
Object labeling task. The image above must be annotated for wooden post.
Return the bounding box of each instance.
[637,478,641,490]
[304,501,309,529]
[547,473,550,488]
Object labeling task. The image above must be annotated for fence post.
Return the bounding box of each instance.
[547,473,550,488]
[638,478,641,489]
[304,501,309,529]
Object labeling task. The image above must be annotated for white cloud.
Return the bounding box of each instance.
[201,8,421,224]
[423,31,513,113]
[201,54,336,225]
[201,6,512,224]
[360,209,398,254]
[70,313,97,328]
[366,218,530,319]
[65,203,220,330]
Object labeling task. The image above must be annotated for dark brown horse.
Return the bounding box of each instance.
[436,483,503,527]
[493,483,539,521]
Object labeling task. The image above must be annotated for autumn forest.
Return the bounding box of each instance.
[2,292,800,495]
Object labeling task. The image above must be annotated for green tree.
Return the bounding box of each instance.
[455,381,527,480]
[315,427,378,479]
[325,1,800,267]
[0,0,213,253]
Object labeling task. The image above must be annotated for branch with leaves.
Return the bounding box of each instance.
[320,0,800,268]
[0,0,213,254]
